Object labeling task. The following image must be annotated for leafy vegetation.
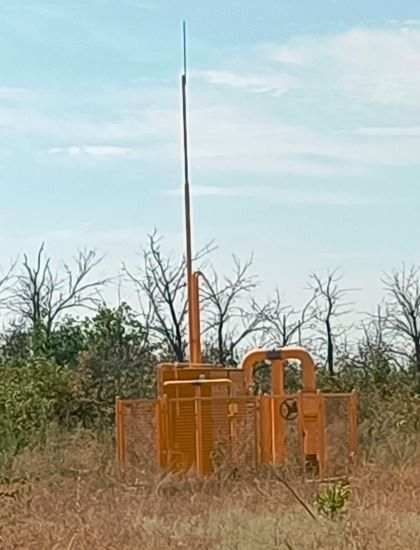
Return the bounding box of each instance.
[315,480,351,520]
[0,237,417,547]
[0,236,419,471]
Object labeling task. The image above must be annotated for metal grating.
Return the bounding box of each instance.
[116,399,159,470]
[116,390,357,480]
[283,413,304,474]
[324,394,353,478]
[226,397,259,470]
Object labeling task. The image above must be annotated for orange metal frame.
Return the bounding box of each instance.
[115,25,358,480]
[116,348,358,479]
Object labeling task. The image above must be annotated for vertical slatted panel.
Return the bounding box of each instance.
[164,395,259,474]
[168,398,197,471]
[203,390,230,474]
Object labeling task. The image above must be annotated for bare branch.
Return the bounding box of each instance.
[124,229,215,362]
[200,254,264,365]
[381,264,420,374]
[8,244,108,334]
[307,268,354,375]
[0,259,16,310]
[252,288,316,349]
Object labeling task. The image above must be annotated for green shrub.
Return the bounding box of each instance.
[0,358,76,463]
[315,480,350,520]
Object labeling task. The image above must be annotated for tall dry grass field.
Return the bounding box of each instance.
[0,429,420,549]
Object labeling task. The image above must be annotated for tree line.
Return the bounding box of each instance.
[0,230,419,375]
[0,230,419,461]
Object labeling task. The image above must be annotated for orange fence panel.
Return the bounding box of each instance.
[116,390,357,480]
[323,393,358,479]
[115,398,160,470]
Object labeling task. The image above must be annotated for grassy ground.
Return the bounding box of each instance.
[0,431,420,549]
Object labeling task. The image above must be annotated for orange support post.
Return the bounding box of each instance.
[317,391,326,478]
[271,358,285,464]
[194,383,204,474]
[115,397,126,466]
[296,391,306,474]
[259,394,272,464]
[349,389,358,461]
[189,271,202,364]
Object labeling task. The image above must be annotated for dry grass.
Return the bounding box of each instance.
[0,430,420,549]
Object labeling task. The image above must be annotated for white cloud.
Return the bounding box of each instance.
[167,23,420,174]
[48,145,134,158]
[267,45,306,66]
[403,19,420,27]
[6,23,420,177]
[0,85,180,144]
[268,26,420,106]
[353,126,420,137]
[193,69,298,96]
[39,101,420,173]
[165,184,378,206]
[0,87,34,101]
[187,105,420,172]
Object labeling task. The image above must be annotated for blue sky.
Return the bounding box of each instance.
[1,0,420,314]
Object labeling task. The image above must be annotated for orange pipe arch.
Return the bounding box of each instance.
[240,346,316,394]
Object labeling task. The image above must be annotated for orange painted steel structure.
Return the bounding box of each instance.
[189,272,202,363]
[116,346,358,478]
[115,23,358,480]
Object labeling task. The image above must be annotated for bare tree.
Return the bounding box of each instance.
[253,288,315,348]
[200,255,265,365]
[0,261,16,309]
[125,229,214,362]
[8,243,108,335]
[362,305,387,357]
[351,304,400,373]
[308,269,353,376]
[382,264,420,374]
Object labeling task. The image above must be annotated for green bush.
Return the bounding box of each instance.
[75,304,157,423]
[0,358,76,462]
[315,480,350,520]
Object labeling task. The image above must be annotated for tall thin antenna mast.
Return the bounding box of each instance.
[182,20,192,289]
[182,20,202,364]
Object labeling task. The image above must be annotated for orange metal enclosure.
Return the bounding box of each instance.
[116,346,358,479]
[115,26,359,480]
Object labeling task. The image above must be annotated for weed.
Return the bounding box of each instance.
[315,480,350,520]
